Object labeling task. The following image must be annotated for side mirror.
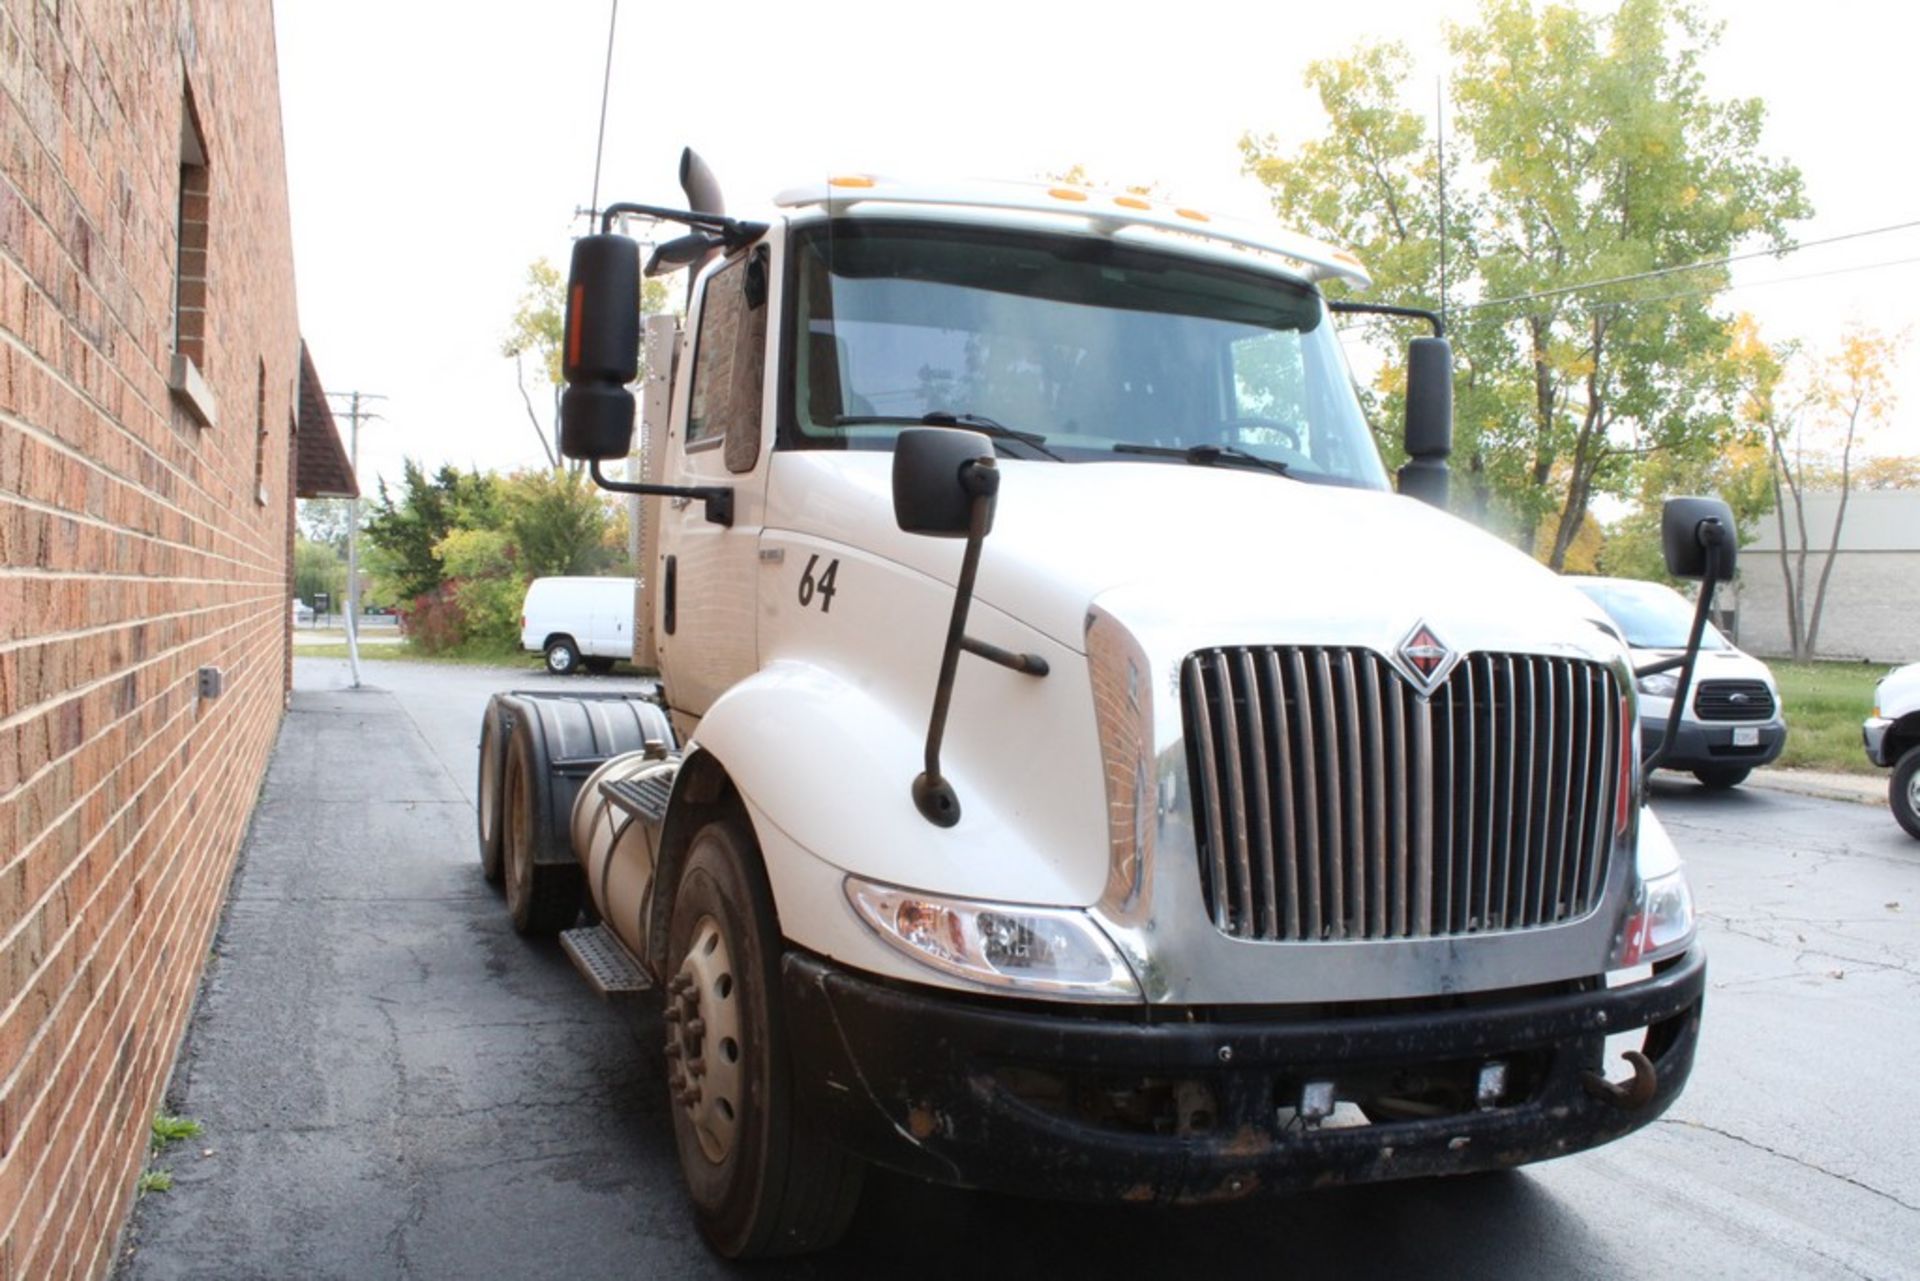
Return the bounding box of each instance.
[559,234,641,461]
[1661,496,1738,581]
[893,427,998,538]
[1399,336,1452,508]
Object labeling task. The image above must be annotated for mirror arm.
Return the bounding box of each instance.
[596,201,769,249]
[587,459,734,527]
[1327,299,1445,338]
[960,635,1049,676]
[913,459,1046,827]
[1640,522,1728,796]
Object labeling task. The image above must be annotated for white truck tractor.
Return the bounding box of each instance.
[476,149,1737,1259]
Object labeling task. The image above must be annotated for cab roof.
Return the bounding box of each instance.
[773,175,1372,289]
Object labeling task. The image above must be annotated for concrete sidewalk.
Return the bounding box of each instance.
[1749,766,1887,806]
[114,680,715,1279]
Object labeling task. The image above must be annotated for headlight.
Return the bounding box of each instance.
[845,877,1140,1000]
[1616,811,1695,966]
[1637,672,1679,698]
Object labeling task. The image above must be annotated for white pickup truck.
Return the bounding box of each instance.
[475,150,1736,1258]
[1864,662,1920,838]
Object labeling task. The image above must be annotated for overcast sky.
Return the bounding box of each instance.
[272,0,1919,499]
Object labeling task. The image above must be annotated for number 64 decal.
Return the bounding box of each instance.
[798,554,839,612]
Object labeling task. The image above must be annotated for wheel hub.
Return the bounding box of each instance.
[1907,770,1920,815]
[666,915,744,1163]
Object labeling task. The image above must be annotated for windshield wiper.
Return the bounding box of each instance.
[1111,442,1290,476]
[834,412,1062,460]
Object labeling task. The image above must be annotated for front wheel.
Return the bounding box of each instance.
[1892,745,1920,840]
[1693,765,1751,790]
[666,818,863,1258]
[544,636,581,675]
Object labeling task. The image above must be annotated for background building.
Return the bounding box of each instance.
[0,3,346,1275]
[1736,490,1920,665]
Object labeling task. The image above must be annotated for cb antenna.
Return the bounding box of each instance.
[588,0,620,217]
[1436,75,1448,329]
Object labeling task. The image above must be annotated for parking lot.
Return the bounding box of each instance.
[119,658,1920,1280]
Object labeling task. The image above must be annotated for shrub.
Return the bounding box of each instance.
[401,584,467,654]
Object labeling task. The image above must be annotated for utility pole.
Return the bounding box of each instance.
[327,390,386,690]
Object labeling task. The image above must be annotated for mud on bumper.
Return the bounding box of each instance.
[783,948,1704,1204]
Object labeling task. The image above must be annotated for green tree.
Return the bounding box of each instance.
[362,460,504,602]
[501,467,615,578]
[293,535,346,605]
[433,527,522,650]
[1243,0,1809,567]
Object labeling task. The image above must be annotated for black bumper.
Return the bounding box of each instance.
[1640,718,1785,770]
[783,948,1704,1204]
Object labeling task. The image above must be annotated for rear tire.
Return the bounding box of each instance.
[544,636,581,675]
[1892,745,1920,840]
[502,715,584,935]
[476,697,508,886]
[1692,765,1751,790]
[666,818,863,1258]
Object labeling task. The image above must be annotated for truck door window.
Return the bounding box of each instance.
[686,254,768,473]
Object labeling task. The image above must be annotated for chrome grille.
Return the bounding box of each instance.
[1692,679,1775,721]
[1181,648,1622,942]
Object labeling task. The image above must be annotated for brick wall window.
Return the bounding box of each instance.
[170,85,218,427]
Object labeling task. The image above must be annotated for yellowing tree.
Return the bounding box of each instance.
[1243,0,1810,567]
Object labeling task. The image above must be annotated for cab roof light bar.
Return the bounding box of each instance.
[775,176,1372,288]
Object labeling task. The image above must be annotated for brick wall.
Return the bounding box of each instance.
[0,3,300,1278]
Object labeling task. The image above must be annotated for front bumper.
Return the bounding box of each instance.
[1864,717,1893,767]
[783,947,1705,1203]
[1640,717,1785,770]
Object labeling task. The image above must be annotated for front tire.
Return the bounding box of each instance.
[666,818,863,1258]
[1693,765,1751,790]
[1892,745,1920,840]
[544,636,581,675]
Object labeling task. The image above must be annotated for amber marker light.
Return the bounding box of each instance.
[1174,208,1210,222]
[1048,187,1090,202]
[566,285,584,367]
[1114,195,1152,210]
[829,175,875,189]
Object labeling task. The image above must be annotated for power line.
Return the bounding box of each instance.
[1461,217,1920,311]
[1592,252,1920,312]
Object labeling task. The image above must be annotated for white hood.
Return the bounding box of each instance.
[765,452,1626,668]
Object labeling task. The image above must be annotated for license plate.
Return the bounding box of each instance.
[1732,727,1759,747]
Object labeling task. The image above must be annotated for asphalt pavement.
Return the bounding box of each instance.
[115,657,1920,1280]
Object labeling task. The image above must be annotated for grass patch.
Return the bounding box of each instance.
[151,1114,202,1148]
[293,639,539,668]
[1771,660,1894,774]
[137,1170,173,1195]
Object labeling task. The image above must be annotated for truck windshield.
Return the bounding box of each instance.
[783,220,1390,489]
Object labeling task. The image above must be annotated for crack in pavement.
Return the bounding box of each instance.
[1660,1117,1920,1215]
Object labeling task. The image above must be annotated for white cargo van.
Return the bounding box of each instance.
[519,576,635,674]
[1571,576,1785,788]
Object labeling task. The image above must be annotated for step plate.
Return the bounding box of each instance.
[560,924,653,995]
[601,773,672,823]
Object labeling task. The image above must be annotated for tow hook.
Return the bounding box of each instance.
[1582,1049,1657,1110]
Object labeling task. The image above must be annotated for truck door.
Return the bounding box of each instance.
[655,246,771,722]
